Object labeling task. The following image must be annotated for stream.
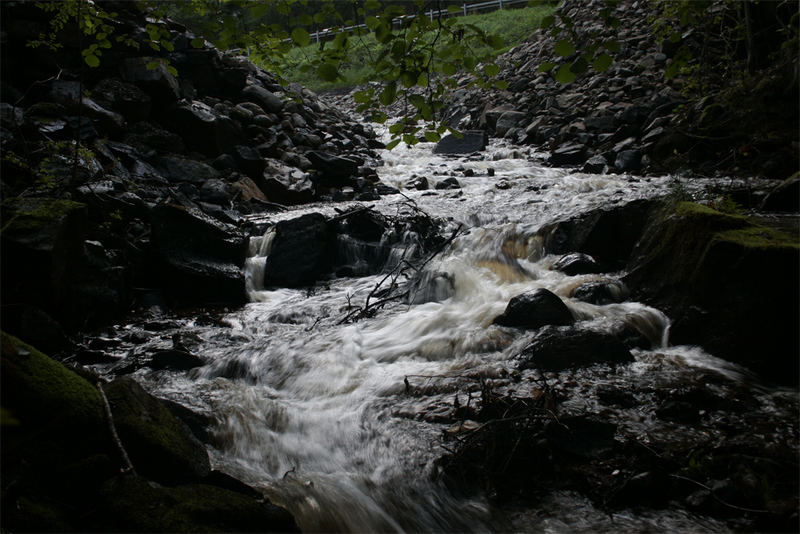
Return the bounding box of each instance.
[92,135,796,532]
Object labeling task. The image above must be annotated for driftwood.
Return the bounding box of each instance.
[97,381,137,475]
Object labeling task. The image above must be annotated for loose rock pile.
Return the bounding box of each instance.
[0,1,395,330]
[440,0,798,178]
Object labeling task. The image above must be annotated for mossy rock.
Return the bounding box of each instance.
[1,332,103,428]
[624,202,799,383]
[103,378,211,484]
[100,475,299,533]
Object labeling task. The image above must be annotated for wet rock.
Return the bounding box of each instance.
[550,252,602,275]
[624,202,799,384]
[170,100,242,156]
[407,176,429,190]
[548,142,587,166]
[493,288,574,329]
[435,177,461,190]
[0,304,72,355]
[307,151,360,186]
[538,198,660,269]
[149,203,247,305]
[517,325,634,371]
[495,111,528,137]
[614,149,642,173]
[570,279,629,304]
[100,474,299,533]
[241,84,284,114]
[159,154,219,185]
[148,349,204,371]
[103,378,210,484]
[232,144,266,179]
[0,198,89,329]
[126,121,184,153]
[264,213,332,287]
[407,271,456,304]
[433,130,488,154]
[581,154,608,174]
[120,57,180,107]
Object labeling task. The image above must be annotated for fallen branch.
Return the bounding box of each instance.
[97,381,136,475]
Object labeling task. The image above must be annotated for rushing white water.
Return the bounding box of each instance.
[130,135,777,532]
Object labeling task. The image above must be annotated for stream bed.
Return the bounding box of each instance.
[88,137,798,532]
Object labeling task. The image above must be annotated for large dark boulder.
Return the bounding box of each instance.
[103,378,210,484]
[307,151,361,186]
[263,213,332,287]
[100,474,299,533]
[537,198,660,270]
[433,130,488,154]
[120,57,181,108]
[516,325,635,371]
[149,203,247,305]
[492,288,574,329]
[170,101,243,157]
[550,252,602,275]
[624,202,800,384]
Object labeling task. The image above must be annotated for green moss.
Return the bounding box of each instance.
[716,225,799,250]
[0,332,103,427]
[1,197,87,234]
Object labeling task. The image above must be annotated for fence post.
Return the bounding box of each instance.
[463,3,467,16]
[499,0,504,8]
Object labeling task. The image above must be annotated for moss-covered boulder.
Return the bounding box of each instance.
[0,197,87,324]
[1,333,299,532]
[624,202,799,383]
[100,475,299,533]
[103,377,211,485]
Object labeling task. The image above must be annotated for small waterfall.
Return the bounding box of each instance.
[245,227,275,295]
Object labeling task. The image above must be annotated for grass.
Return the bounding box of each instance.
[259,4,555,92]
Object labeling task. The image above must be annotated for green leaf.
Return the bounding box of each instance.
[494,80,509,90]
[146,59,160,70]
[593,53,613,72]
[365,16,380,30]
[84,53,100,68]
[160,39,174,52]
[401,71,417,88]
[298,14,313,26]
[353,89,373,104]
[167,65,178,77]
[417,72,429,87]
[487,35,505,49]
[317,62,339,82]
[389,122,405,134]
[408,94,425,109]
[442,62,457,76]
[424,131,441,142]
[554,64,576,84]
[403,133,417,146]
[365,0,381,10]
[540,15,555,29]
[538,61,556,72]
[669,31,681,44]
[570,57,588,74]
[604,40,621,53]
[554,39,575,57]
[385,138,401,150]
[448,5,462,13]
[292,27,310,47]
[190,37,205,48]
[483,63,500,77]
[379,82,397,106]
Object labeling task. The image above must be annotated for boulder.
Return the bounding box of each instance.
[516,325,634,371]
[624,202,799,384]
[492,288,574,329]
[0,198,89,329]
[103,378,210,484]
[581,154,608,174]
[614,149,642,173]
[570,279,629,304]
[149,203,247,305]
[495,111,528,137]
[261,165,315,205]
[537,198,660,270]
[148,349,205,371]
[232,144,266,179]
[550,252,602,275]
[159,155,219,185]
[92,78,152,123]
[435,177,461,190]
[241,84,284,114]
[263,213,332,287]
[307,151,360,185]
[433,130,488,154]
[548,142,587,166]
[120,57,180,107]
[170,100,243,157]
[100,474,299,533]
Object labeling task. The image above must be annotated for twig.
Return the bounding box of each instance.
[668,474,772,514]
[97,381,136,475]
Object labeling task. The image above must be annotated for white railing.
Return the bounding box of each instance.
[307,0,530,43]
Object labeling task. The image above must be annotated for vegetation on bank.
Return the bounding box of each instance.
[269,4,556,92]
